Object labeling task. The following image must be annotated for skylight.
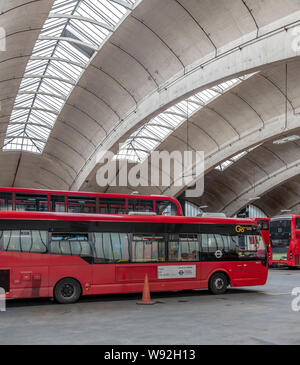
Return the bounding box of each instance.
[215,144,262,171]
[115,76,252,163]
[3,0,136,153]
[273,135,300,145]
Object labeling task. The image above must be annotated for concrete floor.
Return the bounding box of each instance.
[1,268,300,345]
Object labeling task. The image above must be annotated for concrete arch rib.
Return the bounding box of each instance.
[71,13,300,190]
[222,160,300,217]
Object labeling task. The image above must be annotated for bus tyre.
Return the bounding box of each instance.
[209,272,228,295]
[54,278,81,304]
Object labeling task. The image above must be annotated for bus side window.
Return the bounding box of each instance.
[168,234,200,261]
[257,220,269,231]
[156,200,178,216]
[128,199,154,213]
[98,198,126,214]
[50,195,65,212]
[15,193,48,212]
[0,230,47,253]
[131,234,165,262]
[2,230,20,251]
[0,192,13,211]
[92,232,130,263]
[200,233,238,260]
[67,196,96,214]
[49,233,92,257]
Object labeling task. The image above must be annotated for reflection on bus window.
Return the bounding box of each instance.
[50,233,91,257]
[232,235,265,259]
[0,230,47,253]
[98,198,126,214]
[270,219,291,253]
[51,195,65,212]
[169,234,200,261]
[15,193,48,212]
[67,196,96,214]
[257,219,269,230]
[128,199,154,213]
[92,232,129,263]
[131,234,165,262]
[200,233,265,260]
[156,200,178,216]
[0,192,13,211]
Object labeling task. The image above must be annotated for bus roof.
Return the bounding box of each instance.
[0,211,257,225]
[271,215,294,221]
[0,186,178,201]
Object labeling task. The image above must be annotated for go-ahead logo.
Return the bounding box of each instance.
[235,225,253,233]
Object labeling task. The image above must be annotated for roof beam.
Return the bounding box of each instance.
[23,74,76,86]
[108,0,133,10]
[163,110,186,118]
[4,135,46,144]
[30,56,86,69]
[47,13,115,32]
[38,35,99,51]
[13,106,59,116]
[8,122,52,130]
[18,91,67,101]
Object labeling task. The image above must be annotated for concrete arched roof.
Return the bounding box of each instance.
[88,60,300,198]
[187,137,300,217]
[0,0,300,211]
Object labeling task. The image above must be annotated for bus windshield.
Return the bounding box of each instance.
[269,219,291,253]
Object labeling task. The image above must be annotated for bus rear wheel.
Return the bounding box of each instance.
[209,272,228,295]
[54,278,81,304]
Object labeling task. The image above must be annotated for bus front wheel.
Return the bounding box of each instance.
[54,278,82,304]
[209,272,228,295]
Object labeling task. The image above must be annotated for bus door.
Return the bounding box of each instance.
[269,218,291,263]
[236,234,267,280]
[5,230,49,298]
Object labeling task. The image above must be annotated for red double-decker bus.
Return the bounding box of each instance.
[0,212,268,303]
[269,215,300,267]
[0,187,182,216]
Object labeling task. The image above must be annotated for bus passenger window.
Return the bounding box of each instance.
[257,220,269,230]
[233,234,266,259]
[0,230,47,253]
[128,199,154,213]
[98,198,126,214]
[15,193,48,212]
[0,192,13,211]
[50,195,65,212]
[200,233,237,260]
[50,233,91,257]
[156,200,178,216]
[67,196,96,214]
[168,234,200,261]
[92,232,129,263]
[131,234,165,262]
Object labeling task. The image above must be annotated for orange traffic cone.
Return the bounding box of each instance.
[137,273,155,305]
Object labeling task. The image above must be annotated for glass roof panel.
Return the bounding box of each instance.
[215,144,262,171]
[4,0,137,153]
[116,74,255,163]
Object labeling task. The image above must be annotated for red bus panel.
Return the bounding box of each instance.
[0,212,268,303]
